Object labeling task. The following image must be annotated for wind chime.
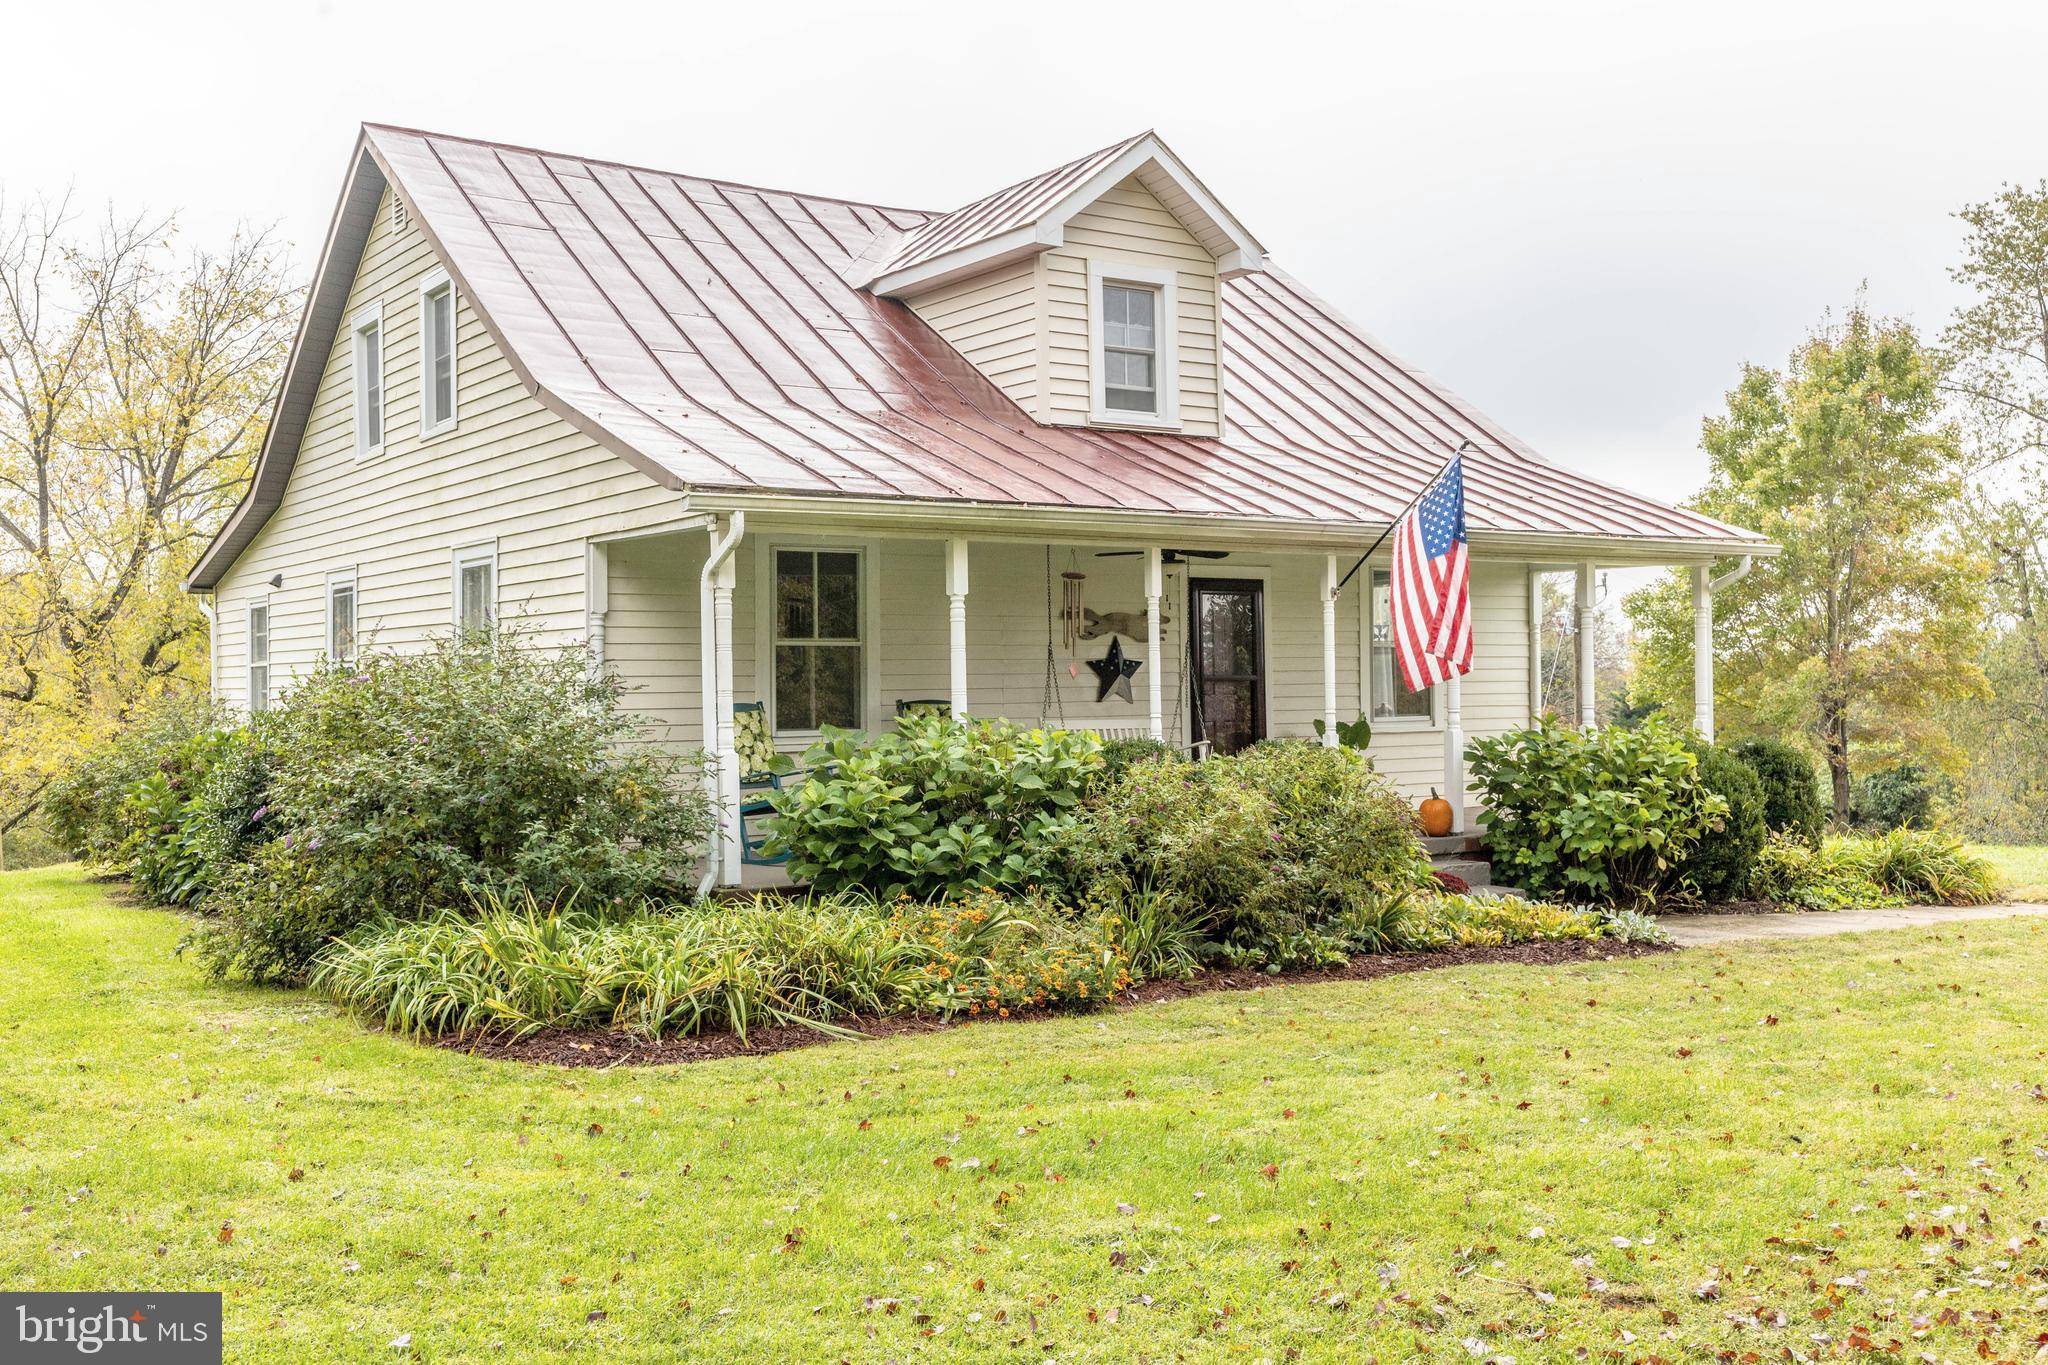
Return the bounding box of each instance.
[1059,555,1088,651]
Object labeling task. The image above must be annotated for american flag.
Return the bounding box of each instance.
[1390,454,1473,692]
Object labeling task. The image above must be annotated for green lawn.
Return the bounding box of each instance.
[1976,843,2048,900]
[3,866,2045,1362]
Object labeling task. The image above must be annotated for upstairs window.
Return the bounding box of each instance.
[352,309,384,455]
[1088,262,1178,427]
[1102,283,1158,414]
[773,548,862,731]
[453,544,496,633]
[247,601,271,713]
[420,272,457,433]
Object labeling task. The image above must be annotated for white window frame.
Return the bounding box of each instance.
[352,305,385,458]
[1360,564,1442,731]
[326,569,358,662]
[418,267,458,437]
[755,539,878,741]
[246,598,272,714]
[1087,259,1180,429]
[452,542,497,633]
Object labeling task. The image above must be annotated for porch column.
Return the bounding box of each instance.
[713,540,742,884]
[1320,554,1339,747]
[1144,547,1164,741]
[1527,569,1543,721]
[1444,671,1465,833]
[1575,561,1598,730]
[1692,564,1713,741]
[946,537,969,719]
[585,541,609,667]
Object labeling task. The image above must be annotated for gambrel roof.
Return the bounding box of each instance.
[188,124,1767,589]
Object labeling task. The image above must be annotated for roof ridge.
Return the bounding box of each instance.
[359,121,942,218]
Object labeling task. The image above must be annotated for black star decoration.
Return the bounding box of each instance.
[1087,635,1143,704]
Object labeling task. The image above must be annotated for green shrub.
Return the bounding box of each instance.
[43,694,221,864]
[1730,739,1824,846]
[1676,744,1766,901]
[311,887,1129,1041]
[1467,716,1726,905]
[1854,765,1940,831]
[768,714,1101,900]
[187,841,360,985]
[1065,743,1431,958]
[1094,887,1205,980]
[262,638,708,910]
[125,726,271,907]
[1838,829,1999,905]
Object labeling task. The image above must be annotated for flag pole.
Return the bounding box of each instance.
[1334,441,1474,594]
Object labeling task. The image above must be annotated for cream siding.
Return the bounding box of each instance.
[209,186,684,708]
[1040,176,1222,436]
[906,259,1038,413]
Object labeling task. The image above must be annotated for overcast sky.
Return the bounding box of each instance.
[12,0,2047,512]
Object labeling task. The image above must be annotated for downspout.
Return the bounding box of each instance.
[1692,555,1753,742]
[198,593,219,706]
[696,513,746,898]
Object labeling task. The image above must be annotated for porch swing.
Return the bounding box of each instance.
[1037,548,1211,759]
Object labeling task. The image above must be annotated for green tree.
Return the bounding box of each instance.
[1629,302,1987,822]
[1938,181,2048,837]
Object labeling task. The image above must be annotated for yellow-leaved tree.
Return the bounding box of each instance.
[0,198,298,854]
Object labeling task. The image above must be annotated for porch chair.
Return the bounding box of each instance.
[733,701,792,866]
[894,698,951,719]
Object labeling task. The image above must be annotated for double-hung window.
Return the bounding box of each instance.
[352,308,384,456]
[1102,283,1158,414]
[328,572,357,661]
[453,544,496,633]
[420,271,457,434]
[247,601,271,713]
[1368,568,1436,724]
[772,549,861,731]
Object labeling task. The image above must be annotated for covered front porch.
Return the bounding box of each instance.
[581,511,1748,888]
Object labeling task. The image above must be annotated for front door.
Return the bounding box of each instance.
[1189,577,1265,755]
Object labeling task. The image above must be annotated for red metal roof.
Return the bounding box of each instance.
[188,127,1767,588]
[856,130,1155,282]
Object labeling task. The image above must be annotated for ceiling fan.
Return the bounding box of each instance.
[1094,548,1231,565]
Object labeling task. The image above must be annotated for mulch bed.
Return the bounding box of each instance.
[439,938,1676,1069]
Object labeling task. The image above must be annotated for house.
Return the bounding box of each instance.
[185,124,1773,886]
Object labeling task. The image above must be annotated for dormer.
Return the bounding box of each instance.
[851,133,1267,439]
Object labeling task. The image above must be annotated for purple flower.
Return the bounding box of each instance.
[281,833,294,849]
[250,805,269,823]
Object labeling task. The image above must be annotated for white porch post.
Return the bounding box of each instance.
[1692,564,1714,741]
[1526,569,1543,721]
[1575,561,1598,730]
[713,540,742,885]
[1144,546,1164,741]
[1321,555,1340,746]
[1443,671,1465,833]
[585,541,609,668]
[945,537,969,719]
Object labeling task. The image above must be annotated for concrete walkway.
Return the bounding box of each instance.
[1658,902,2048,946]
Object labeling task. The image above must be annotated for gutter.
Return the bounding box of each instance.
[1710,554,1755,593]
[696,512,746,898]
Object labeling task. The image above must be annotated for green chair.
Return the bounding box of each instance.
[894,698,951,719]
[733,702,792,866]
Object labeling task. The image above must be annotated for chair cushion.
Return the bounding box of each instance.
[734,707,779,780]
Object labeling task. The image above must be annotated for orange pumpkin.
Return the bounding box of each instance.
[1417,789,1454,838]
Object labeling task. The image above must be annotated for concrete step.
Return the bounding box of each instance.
[1421,833,1486,857]
[1430,856,1494,889]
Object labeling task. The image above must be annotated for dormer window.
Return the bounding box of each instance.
[1087,261,1179,428]
[1103,284,1158,414]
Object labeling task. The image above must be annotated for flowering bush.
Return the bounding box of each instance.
[885,888,1130,1017]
